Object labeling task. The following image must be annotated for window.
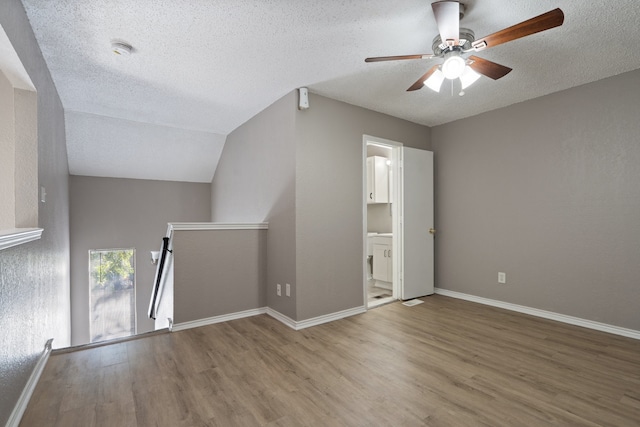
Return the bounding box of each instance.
[88,249,136,343]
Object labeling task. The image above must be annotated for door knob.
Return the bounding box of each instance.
[429,228,436,235]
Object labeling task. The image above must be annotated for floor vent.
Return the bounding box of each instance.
[402,299,424,307]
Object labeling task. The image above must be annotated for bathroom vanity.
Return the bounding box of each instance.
[371,233,392,289]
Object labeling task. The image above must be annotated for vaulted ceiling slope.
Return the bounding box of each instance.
[21,0,640,182]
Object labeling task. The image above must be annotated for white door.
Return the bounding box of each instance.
[401,148,434,299]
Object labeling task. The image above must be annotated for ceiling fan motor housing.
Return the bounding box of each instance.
[432,28,475,57]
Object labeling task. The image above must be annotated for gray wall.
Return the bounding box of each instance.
[367,204,392,234]
[294,93,431,320]
[211,91,430,320]
[172,229,267,324]
[431,69,640,331]
[69,176,211,345]
[0,71,14,228]
[211,91,297,319]
[0,1,70,424]
[211,90,431,322]
[14,88,39,228]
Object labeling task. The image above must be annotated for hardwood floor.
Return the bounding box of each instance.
[21,295,640,426]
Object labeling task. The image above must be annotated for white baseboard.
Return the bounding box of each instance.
[435,288,640,340]
[7,339,53,427]
[267,305,366,330]
[172,308,267,332]
[172,305,367,333]
[265,308,297,329]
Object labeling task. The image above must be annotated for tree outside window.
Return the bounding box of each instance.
[89,249,136,342]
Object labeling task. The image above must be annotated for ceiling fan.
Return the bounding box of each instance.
[365,2,564,93]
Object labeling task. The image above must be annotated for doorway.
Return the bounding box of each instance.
[364,137,402,308]
[88,248,136,343]
[363,136,435,309]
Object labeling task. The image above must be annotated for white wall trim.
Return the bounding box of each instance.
[172,304,367,333]
[0,228,43,251]
[171,308,267,332]
[265,308,297,329]
[435,288,640,340]
[168,222,268,233]
[6,339,53,427]
[267,306,367,331]
[296,306,367,330]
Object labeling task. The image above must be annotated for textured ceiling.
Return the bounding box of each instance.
[20,0,640,182]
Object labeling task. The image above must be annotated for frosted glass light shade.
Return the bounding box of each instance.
[442,55,465,79]
[460,66,481,89]
[424,68,445,92]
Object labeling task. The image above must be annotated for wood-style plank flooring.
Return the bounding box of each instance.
[21,295,640,426]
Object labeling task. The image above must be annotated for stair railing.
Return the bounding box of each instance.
[148,236,171,319]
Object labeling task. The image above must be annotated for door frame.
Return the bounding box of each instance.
[362,135,403,307]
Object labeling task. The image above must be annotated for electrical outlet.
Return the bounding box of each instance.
[285,283,291,297]
[498,272,506,284]
[276,283,282,296]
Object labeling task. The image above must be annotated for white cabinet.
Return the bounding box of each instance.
[366,156,389,204]
[372,235,392,286]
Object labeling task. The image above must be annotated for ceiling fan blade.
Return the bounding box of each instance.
[365,54,434,63]
[407,65,440,91]
[472,8,564,51]
[432,1,460,45]
[468,55,512,80]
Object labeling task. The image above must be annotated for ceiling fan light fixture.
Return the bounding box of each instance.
[441,52,466,79]
[424,68,445,92]
[364,7,565,94]
[459,66,481,89]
